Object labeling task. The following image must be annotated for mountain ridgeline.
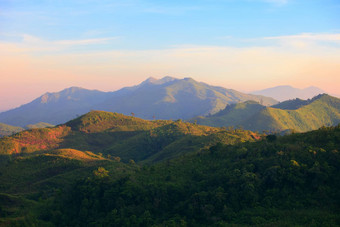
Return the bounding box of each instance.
[192,94,340,132]
[0,77,277,127]
[251,85,326,102]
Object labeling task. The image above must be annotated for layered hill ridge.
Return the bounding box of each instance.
[0,110,260,163]
[0,122,54,137]
[0,123,24,137]
[193,94,340,132]
[0,77,277,127]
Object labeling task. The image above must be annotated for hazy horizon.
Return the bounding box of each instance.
[0,76,338,113]
[1,0,339,111]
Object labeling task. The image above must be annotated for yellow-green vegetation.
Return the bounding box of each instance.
[25,122,54,129]
[194,94,340,132]
[47,149,106,161]
[0,123,24,137]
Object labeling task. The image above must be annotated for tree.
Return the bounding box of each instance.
[94,167,109,178]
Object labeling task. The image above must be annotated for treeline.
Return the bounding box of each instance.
[41,125,340,226]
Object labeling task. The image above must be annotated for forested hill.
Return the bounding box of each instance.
[0,110,339,225]
[192,94,340,132]
[42,124,340,226]
[0,110,259,163]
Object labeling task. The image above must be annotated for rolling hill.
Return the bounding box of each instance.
[192,94,340,132]
[0,77,277,127]
[251,85,325,102]
[0,110,260,163]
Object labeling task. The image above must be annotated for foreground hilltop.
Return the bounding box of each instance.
[0,77,277,127]
[192,94,340,132]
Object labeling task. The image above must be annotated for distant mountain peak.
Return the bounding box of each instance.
[143,77,158,84]
[183,77,195,82]
[141,76,178,85]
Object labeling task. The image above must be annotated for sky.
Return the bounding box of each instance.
[0,0,339,111]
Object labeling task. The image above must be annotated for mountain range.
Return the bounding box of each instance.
[0,77,277,127]
[251,85,326,102]
[192,94,340,132]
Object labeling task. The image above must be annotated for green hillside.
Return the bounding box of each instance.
[271,97,312,110]
[194,94,340,132]
[0,110,259,162]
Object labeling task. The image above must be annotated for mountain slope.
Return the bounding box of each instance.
[193,94,340,132]
[95,77,277,120]
[251,85,325,101]
[0,77,277,126]
[0,87,110,127]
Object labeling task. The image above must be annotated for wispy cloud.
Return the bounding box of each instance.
[264,33,340,42]
[1,34,119,52]
[55,37,117,46]
[263,33,340,49]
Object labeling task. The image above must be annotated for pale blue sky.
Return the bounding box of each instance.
[1,0,339,49]
[0,0,339,111]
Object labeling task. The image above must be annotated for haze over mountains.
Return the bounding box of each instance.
[251,85,326,102]
[0,122,54,137]
[0,77,277,127]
